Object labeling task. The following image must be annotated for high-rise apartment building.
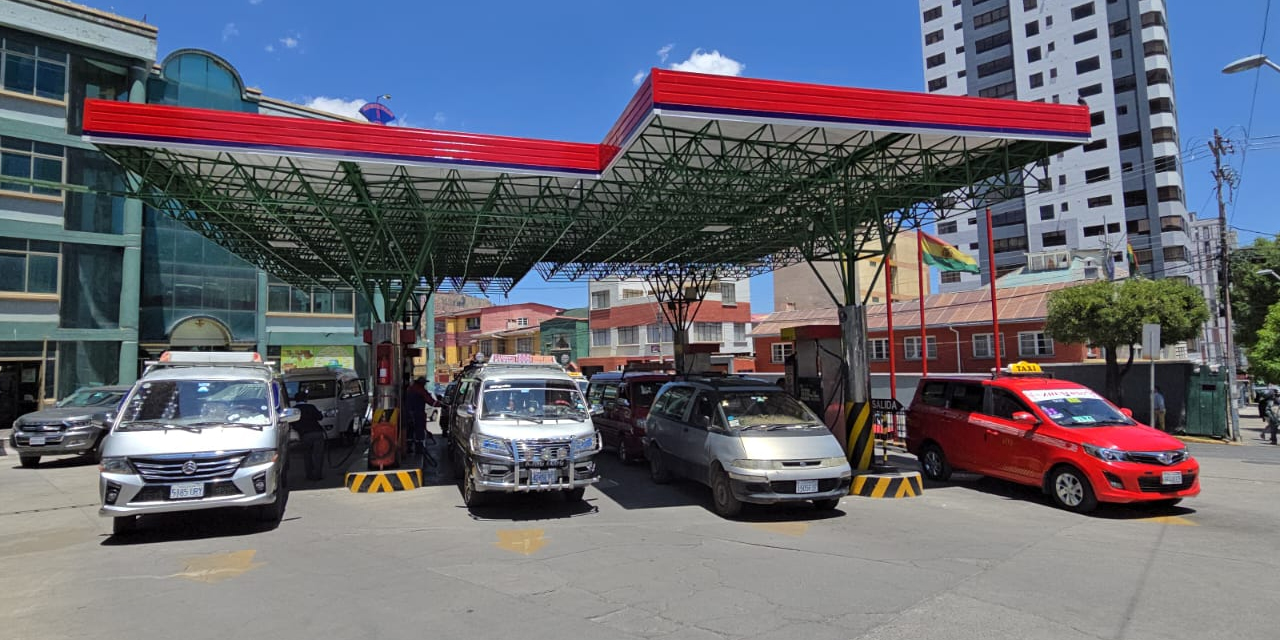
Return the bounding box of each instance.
[918,0,1191,292]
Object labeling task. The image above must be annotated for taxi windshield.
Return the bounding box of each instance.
[1023,388,1133,427]
[481,380,588,423]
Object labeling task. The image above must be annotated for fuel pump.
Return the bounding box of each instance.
[780,325,847,446]
[363,323,419,470]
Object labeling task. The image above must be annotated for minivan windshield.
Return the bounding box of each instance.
[481,379,588,423]
[118,379,273,430]
[719,390,823,430]
[1023,388,1134,427]
[285,379,336,402]
[56,389,124,408]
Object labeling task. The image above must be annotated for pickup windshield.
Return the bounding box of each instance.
[480,380,588,422]
[117,379,273,430]
[56,389,124,408]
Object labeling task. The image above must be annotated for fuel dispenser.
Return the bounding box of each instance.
[363,322,420,470]
[780,325,848,448]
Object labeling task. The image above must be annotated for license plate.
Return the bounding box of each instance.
[1161,471,1182,485]
[28,436,46,446]
[796,479,819,494]
[530,469,556,485]
[169,483,205,499]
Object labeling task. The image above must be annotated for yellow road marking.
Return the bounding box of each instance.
[173,550,263,583]
[495,529,547,555]
[1142,515,1197,526]
[751,522,810,537]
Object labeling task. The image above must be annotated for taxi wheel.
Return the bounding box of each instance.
[648,444,673,484]
[919,443,951,482]
[111,515,138,536]
[710,467,743,518]
[1048,466,1097,513]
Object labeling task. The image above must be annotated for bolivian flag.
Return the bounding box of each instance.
[920,231,980,274]
[1126,243,1139,269]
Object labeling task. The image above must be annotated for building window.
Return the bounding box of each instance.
[465,316,481,331]
[647,323,673,343]
[977,55,1014,78]
[1071,2,1095,20]
[1079,83,1103,97]
[904,336,938,360]
[1118,132,1142,149]
[1024,0,1037,9]
[771,341,794,364]
[1036,177,1052,192]
[975,31,1012,53]
[1061,202,1069,212]
[1149,97,1174,115]
[1140,11,1165,28]
[591,328,611,347]
[516,337,533,354]
[1157,185,1182,203]
[1039,205,1054,220]
[1029,72,1044,88]
[940,271,962,284]
[928,76,948,91]
[266,284,355,314]
[1082,138,1108,152]
[1112,48,1123,60]
[923,6,943,22]
[1163,246,1187,262]
[1,37,67,100]
[925,29,944,45]
[693,322,723,343]
[1019,331,1055,357]
[1027,46,1042,62]
[1084,224,1105,237]
[974,6,1010,28]
[479,340,494,356]
[617,325,639,345]
[1090,111,1106,126]
[978,81,1016,98]
[590,290,610,309]
[972,333,1005,359]
[720,281,737,305]
[1127,218,1151,235]
[1160,215,1185,232]
[515,317,529,327]
[868,338,889,361]
[926,52,947,68]
[1026,21,1040,37]
[621,287,646,299]
[1084,167,1110,183]
[1144,40,1170,57]
[1109,18,1130,37]
[1087,195,1113,208]
[0,136,63,196]
[1042,230,1067,247]
[938,221,958,234]
[733,323,746,342]
[1073,29,1098,44]
[993,236,1028,253]
[1151,127,1177,144]
[1113,74,1136,93]
[0,238,59,294]
[1076,56,1101,75]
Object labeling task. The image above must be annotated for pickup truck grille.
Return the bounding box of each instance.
[131,452,247,483]
[513,439,572,464]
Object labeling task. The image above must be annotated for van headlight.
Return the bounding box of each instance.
[473,435,512,458]
[242,449,280,466]
[99,457,134,474]
[572,433,599,454]
[733,459,779,470]
[1083,443,1127,462]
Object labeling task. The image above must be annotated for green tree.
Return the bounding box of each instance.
[1248,302,1280,383]
[1229,237,1280,350]
[1045,278,1209,405]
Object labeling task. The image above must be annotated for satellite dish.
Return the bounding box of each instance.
[359,102,395,125]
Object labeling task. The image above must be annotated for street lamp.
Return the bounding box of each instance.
[1223,54,1280,75]
[1257,268,1280,282]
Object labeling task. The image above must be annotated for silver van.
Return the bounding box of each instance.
[644,377,852,517]
[448,363,600,507]
[98,352,298,535]
[283,367,367,444]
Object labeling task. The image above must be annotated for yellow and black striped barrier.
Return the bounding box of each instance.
[345,468,422,493]
[850,471,924,499]
[845,400,875,471]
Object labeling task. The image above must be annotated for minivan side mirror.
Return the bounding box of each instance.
[280,407,301,423]
[1011,411,1040,425]
[1119,407,1134,418]
[694,415,712,429]
[456,404,476,418]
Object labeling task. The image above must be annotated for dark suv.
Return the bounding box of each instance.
[586,370,673,463]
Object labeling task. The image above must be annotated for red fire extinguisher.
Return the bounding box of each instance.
[376,343,392,386]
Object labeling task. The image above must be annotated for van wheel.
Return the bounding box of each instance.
[710,467,743,518]
[463,461,489,508]
[813,498,841,511]
[564,487,586,503]
[340,421,357,447]
[919,443,951,482]
[617,438,632,464]
[112,515,138,536]
[254,464,289,523]
[1048,465,1097,513]
[19,455,39,468]
[648,444,672,484]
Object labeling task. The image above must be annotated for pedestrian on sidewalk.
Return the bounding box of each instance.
[1153,386,1166,432]
[1265,396,1280,445]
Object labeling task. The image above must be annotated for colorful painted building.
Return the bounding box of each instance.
[539,308,589,369]
[433,302,564,381]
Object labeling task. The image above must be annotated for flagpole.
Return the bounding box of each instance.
[885,251,897,438]
[986,207,1002,370]
[917,230,928,378]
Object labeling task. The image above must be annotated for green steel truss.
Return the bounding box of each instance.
[96,115,1068,319]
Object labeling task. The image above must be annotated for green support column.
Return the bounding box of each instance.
[115,64,148,384]
[424,293,436,382]
[255,270,269,356]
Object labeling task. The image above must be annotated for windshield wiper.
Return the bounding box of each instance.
[187,420,266,430]
[121,420,202,433]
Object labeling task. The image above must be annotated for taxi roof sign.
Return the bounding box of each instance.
[994,361,1051,378]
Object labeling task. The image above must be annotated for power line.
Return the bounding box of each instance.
[1231,0,1274,225]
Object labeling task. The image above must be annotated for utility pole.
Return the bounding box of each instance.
[1210,129,1240,441]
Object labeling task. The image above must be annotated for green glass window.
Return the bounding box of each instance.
[4,53,35,94]
[1,37,66,100]
[333,290,354,314]
[0,136,63,196]
[267,285,291,312]
[0,239,60,294]
[0,253,22,291]
[312,289,333,313]
[289,287,311,313]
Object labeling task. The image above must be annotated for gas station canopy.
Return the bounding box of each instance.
[83,69,1090,316]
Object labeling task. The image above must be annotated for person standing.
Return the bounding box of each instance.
[1152,386,1167,432]
[291,392,327,481]
[1265,396,1280,445]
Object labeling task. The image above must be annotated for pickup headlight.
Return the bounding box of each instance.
[63,418,94,430]
[1083,443,1127,462]
[242,449,279,466]
[572,433,599,454]
[472,435,512,458]
[99,457,134,474]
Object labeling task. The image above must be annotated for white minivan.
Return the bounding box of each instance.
[283,367,368,444]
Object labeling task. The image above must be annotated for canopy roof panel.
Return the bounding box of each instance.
[83,68,1089,309]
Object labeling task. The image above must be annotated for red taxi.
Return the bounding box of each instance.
[905,363,1199,513]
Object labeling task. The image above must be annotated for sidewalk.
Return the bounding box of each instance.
[1175,411,1276,446]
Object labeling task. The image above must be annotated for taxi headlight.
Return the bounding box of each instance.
[242,449,279,466]
[1083,443,1127,462]
[473,435,512,458]
[99,457,134,474]
[572,433,598,454]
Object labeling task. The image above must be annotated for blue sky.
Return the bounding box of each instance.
[87,0,1280,313]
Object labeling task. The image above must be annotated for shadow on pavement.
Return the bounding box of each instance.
[100,508,291,546]
[8,453,99,471]
[463,492,600,521]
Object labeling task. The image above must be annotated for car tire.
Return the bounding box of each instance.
[1048,465,1098,513]
[254,464,289,523]
[648,444,673,484]
[1152,498,1182,508]
[19,455,39,468]
[564,487,586,503]
[111,515,138,536]
[919,443,951,482]
[450,442,465,481]
[813,498,841,511]
[340,421,357,447]
[617,437,631,464]
[710,467,743,518]
[462,460,489,508]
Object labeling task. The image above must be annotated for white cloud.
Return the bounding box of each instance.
[264,44,275,53]
[303,97,366,120]
[433,112,447,127]
[669,49,745,77]
[222,23,239,42]
[280,35,299,49]
[657,43,674,63]
[249,0,265,5]
[632,70,647,86]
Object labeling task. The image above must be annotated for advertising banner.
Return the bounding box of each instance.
[281,345,355,371]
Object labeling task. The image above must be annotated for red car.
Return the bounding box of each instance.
[586,370,672,463]
[905,365,1199,513]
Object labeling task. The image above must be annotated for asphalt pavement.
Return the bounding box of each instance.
[2,419,1278,640]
